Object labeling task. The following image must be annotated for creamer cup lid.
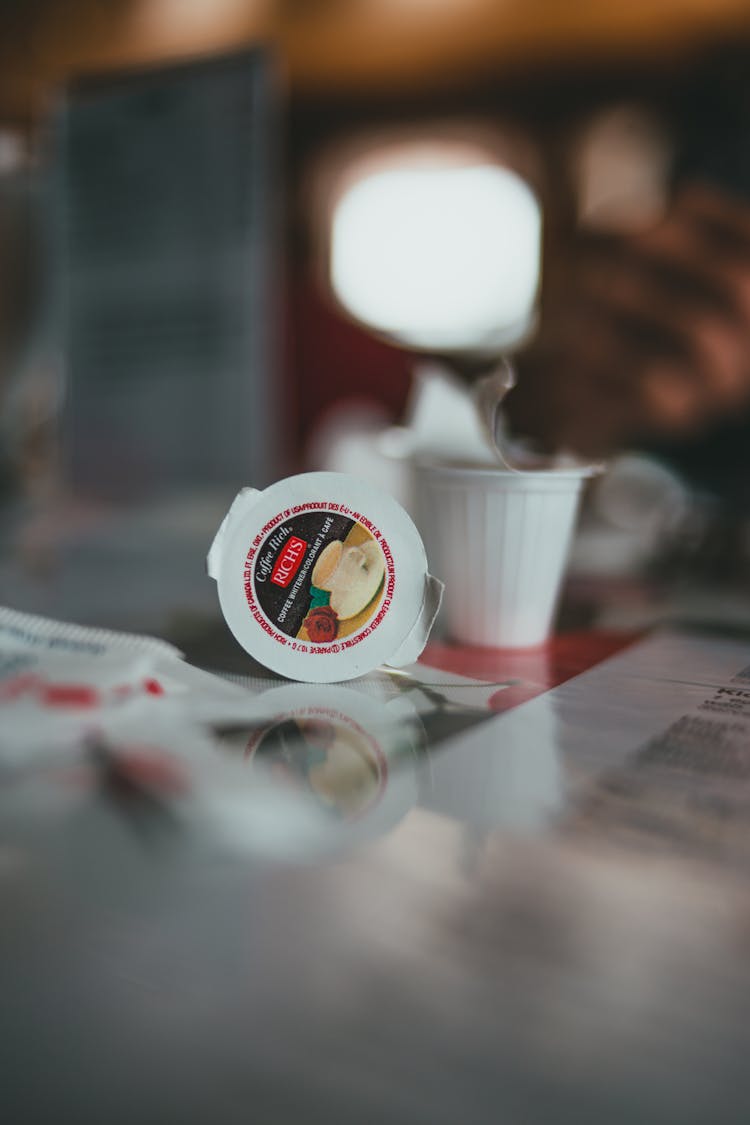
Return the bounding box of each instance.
[208,472,443,683]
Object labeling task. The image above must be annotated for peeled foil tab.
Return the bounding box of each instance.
[208,472,444,683]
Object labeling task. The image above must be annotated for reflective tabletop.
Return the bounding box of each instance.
[3,616,750,1125]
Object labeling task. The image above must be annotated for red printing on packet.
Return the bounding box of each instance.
[0,675,167,709]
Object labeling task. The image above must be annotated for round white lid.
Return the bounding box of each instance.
[209,472,441,683]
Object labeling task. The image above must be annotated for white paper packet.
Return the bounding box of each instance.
[0,606,270,766]
[0,607,428,861]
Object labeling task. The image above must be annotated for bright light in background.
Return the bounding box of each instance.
[330,159,541,353]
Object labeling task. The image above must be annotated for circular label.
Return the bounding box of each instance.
[242,502,396,656]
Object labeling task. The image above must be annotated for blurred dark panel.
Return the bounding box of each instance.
[56,49,280,500]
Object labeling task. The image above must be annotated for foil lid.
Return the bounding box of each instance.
[208,472,444,683]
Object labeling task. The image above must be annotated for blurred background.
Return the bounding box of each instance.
[5,16,750,1122]
[3,0,750,642]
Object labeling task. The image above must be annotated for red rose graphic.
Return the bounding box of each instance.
[303,605,339,643]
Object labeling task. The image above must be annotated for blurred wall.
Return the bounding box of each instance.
[2,0,750,126]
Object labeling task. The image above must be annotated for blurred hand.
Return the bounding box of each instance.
[505,184,750,457]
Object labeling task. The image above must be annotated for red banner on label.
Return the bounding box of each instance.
[271,537,308,587]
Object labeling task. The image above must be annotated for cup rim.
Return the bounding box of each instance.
[413,457,601,481]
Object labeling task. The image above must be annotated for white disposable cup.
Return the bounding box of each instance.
[414,460,593,648]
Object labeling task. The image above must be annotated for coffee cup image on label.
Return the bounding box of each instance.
[306,534,386,638]
[207,473,444,682]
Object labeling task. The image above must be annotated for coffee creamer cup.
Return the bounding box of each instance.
[414,460,594,648]
[208,472,444,683]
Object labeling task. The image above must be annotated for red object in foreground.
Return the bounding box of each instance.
[423,630,641,712]
[104,748,189,798]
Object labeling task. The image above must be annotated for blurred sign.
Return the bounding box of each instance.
[56,49,278,500]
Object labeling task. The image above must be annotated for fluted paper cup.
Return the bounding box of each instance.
[414,461,593,648]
